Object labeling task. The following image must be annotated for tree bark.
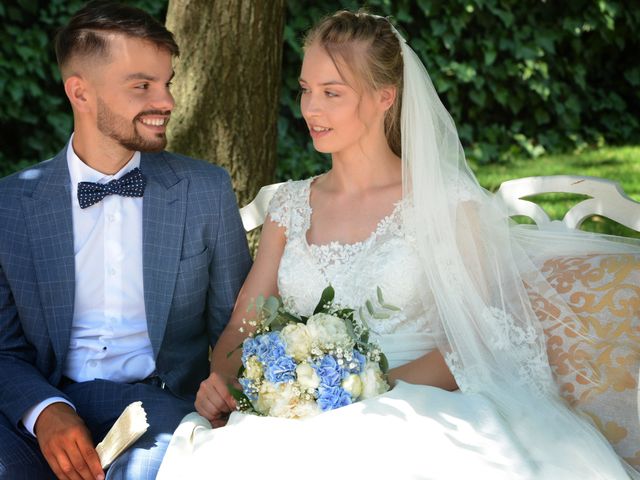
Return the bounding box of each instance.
[165,0,285,208]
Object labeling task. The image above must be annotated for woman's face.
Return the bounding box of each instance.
[299,43,382,156]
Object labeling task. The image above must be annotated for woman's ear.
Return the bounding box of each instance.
[64,75,91,113]
[379,85,397,112]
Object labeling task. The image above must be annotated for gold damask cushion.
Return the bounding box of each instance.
[529,253,640,469]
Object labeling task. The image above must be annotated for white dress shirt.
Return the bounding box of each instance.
[22,138,155,435]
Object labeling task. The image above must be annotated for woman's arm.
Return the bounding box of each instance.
[383,198,482,392]
[386,349,458,391]
[195,217,286,425]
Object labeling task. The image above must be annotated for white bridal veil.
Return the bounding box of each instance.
[394,25,640,478]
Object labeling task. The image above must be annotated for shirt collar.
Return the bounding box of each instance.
[66,134,141,192]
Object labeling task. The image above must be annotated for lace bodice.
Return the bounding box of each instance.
[267,179,439,342]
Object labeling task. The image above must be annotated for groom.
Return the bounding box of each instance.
[0,2,251,479]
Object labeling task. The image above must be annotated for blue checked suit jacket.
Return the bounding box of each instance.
[0,145,252,429]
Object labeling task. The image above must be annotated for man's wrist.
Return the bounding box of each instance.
[22,398,76,437]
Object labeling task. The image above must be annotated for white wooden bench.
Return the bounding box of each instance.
[495,175,640,231]
[240,175,640,233]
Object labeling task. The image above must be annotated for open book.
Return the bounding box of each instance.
[95,401,149,469]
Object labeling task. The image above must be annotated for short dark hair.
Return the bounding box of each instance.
[55,1,179,71]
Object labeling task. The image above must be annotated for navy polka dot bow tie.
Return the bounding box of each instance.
[77,167,146,209]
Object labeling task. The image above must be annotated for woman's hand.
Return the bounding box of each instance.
[386,350,458,391]
[198,216,287,428]
[195,371,237,428]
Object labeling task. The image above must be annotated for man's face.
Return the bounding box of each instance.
[90,34,175,152]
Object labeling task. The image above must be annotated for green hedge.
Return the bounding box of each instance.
[2,1,639,180]
[277,0,640,179]
[0,0,166,177]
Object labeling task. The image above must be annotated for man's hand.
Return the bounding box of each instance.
[35,402,104,480]
[195,371,237,428]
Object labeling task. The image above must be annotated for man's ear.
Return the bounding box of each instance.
[64,75,91,113]
[378,85,397,112]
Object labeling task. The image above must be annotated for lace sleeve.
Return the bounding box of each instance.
[266,179,313,239]
[266,182,291,230]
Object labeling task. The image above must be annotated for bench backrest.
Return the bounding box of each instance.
[240,175,640,233]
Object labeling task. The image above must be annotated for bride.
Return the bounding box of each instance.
[159,10,638,479]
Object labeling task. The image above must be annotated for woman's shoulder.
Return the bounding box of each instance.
[270,177,315,207]
[267,177,315,234]
[274,177,314,196]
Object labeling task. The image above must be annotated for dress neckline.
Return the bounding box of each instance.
[302,176,403,250]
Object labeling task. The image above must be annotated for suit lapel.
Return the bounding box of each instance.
[140,152,188,356]
[22,148,75,365]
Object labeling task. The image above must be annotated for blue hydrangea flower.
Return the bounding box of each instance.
[350,349,366,374]
[317,385,352,411]
[241,337,257,365]
[255,332,286,365]
[264,355,297,384]
[314,355,346,387]
[239,377,258,401]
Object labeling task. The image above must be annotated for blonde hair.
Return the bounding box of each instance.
[304,11,403,156]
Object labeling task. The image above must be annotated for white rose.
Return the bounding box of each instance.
[281,323,312,362]
[306,313,353,350]
[341,373,363,399]
[296,362,320,391]
[244,356,263,381]
[269,383,302,418]
[255,381,279,415]
[359,361,389,399]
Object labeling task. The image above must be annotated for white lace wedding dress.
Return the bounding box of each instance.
[157,179,632,480]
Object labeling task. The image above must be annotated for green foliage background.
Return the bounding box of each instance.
[0,0,166,176]
[278,0,640,180]
[1,0,639,180]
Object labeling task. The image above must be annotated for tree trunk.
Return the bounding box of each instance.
[165,0,285,209]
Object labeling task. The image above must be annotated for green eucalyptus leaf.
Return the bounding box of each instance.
[365,300,375,316]
[376,286,385,304]
[254,295,265,312]
[264,295,280,313]
[358,307,371,331]
[382,302,401,312]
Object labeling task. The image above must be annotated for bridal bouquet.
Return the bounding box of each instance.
[230,286,391,419]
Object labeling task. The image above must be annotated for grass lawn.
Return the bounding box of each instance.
[470,145,640,239]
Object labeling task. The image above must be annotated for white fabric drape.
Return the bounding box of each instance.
[395,28,640,478]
